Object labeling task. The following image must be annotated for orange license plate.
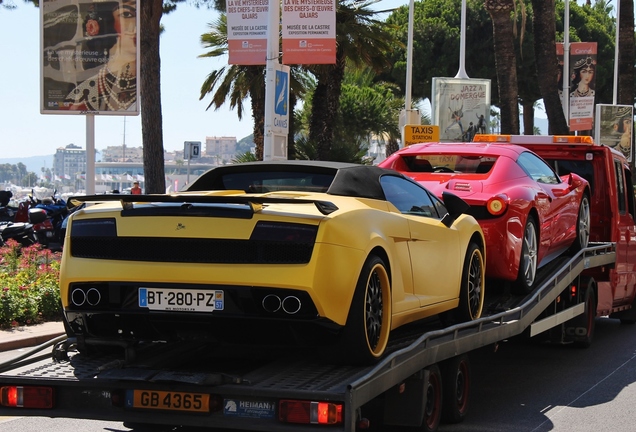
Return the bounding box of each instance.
[126,389,210,413]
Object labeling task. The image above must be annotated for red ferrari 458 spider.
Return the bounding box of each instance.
[379,142,591,294]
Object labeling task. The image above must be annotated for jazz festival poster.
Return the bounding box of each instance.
[431,78,491,142]
[41,0,140,115]
[557,42,598,132]
[595,104,633,163]
[226,0,269,65]
[282,0,336,64]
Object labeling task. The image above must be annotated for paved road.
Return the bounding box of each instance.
[439,316,636,432]
[0,317,634,431]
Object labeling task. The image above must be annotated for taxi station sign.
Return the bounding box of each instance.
[404,125,440,146]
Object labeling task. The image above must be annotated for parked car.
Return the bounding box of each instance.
[379,142,591,294]
[61,161,486,364]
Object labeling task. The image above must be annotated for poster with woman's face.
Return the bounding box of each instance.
[556,42,597,132]
[41,0,139,115]
[595,104,633,163]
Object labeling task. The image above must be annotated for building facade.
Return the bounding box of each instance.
[205,136,237,164]
[53,144,86,182]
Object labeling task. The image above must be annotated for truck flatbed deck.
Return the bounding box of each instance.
[0,243,615,431]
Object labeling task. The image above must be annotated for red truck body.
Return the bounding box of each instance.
[476,134,636,318]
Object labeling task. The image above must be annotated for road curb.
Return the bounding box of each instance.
[0,322,66,352]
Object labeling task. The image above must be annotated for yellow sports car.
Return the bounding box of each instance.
[62,161,485,364]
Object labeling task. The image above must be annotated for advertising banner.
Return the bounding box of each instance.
[282,0,336,64]
[595,104,633,163]
[431,78,491,142]
[226,0,269,65]
[557,42,598,131]
[41,0,140,115]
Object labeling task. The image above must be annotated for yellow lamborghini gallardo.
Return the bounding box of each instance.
[61,161,485,364]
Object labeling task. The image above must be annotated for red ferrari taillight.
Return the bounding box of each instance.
[279,400,343,425]
[486,195,508,216]
[0,386,54,408]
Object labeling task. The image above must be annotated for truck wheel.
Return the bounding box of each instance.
[571,194,590,252]
[441,354,471,424]
[340,255,391,364]
[456,243,485,322]
[422,364,443,432]
[513,216,538,295]
[572,277,596,348]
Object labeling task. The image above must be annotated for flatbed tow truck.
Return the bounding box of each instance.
[0,243,617,432]
[0,134,633,432]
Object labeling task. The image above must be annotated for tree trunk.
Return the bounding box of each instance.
[522,100,535,135]
[531,0,568,135]
[618,0,634,109]
[140,0,166,193]
[287,92,297,160]
[484,0,519,135]
[309,51,346,161]
[251,94,265,161]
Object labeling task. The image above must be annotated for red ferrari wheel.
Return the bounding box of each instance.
[571,194,590,252]
[513,216,538,295]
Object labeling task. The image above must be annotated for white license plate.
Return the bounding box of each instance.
[138,288,224,312]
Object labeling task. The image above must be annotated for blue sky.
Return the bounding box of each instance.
[0,0,614,159]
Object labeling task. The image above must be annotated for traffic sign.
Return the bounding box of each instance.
[404,125,440,146]
[184,141,201,159]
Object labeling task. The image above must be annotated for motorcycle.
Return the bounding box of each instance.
[0,191,18,223]
[14,191,68,251]
[0,208,47,248]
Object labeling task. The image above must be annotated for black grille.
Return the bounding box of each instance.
[465,205,500,220]
[70,236,314,264]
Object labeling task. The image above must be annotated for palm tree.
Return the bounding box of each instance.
[530,0,568,135]
[307,0,399,161]
[483,0,519,135]
[139,0,172,194]
[199,15,267,159]
[199,15,311,160]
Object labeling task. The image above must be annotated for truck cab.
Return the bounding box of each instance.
[474,134,636,319]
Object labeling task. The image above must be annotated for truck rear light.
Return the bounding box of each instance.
[0,386,54,408]
[279,400,343,425]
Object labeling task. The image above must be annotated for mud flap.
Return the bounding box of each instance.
[383,369,429,427]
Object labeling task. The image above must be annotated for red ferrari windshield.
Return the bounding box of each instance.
[400,155,499,174]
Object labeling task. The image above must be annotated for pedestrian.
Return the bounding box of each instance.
[131,181,142,195]
[463,122,477,141]
[476,114,487,134]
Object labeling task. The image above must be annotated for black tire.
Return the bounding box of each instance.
[339,255,391,364]
[423,364,443,432]
[441,354,471,424]
[512,216,538,295]
[454,243,485,322]
[571,194,591,252]
[572,277,596,348]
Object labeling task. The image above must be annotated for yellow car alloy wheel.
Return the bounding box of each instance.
[340,254,392,364]
[365,260,391,355]
[465,243,485,321]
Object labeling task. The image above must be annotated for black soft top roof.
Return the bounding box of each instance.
[186,160,405,201]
